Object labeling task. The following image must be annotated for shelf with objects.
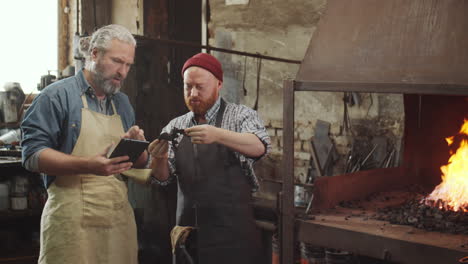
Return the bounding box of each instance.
[0,83,44,263]
[0,158,46,264]
[280,1,468,264]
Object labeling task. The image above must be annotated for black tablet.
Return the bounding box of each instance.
[107,138,149,163]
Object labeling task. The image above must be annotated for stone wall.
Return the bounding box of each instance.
[207,0,405,193]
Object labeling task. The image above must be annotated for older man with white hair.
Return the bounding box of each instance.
[21,24,147,264]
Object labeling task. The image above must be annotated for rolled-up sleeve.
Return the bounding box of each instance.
[21,93,64,168]
[228,104,271,191]
[238,106,271,158]
[150,122,177,186]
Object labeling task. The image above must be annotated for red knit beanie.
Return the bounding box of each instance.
[181,53,223,82]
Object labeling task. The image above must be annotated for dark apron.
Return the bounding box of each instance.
[174,99,261,264]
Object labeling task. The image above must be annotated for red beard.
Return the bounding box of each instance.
[185,90,218,116]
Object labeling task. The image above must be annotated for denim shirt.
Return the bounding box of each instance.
[21,70,135,187]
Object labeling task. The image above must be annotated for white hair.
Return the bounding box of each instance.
[84,24,136,70]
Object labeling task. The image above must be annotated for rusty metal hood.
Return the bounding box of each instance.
[296,0,468,95]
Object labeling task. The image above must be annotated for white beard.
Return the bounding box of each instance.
[87,61,121,95]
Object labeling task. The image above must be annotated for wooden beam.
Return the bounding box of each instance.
[58,0,70,71]
[80,0,111,35]
[144,0,169,38]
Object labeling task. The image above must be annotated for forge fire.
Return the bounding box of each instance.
[376,119,468,234]
[424,119,468,212]
[340,119,468,234]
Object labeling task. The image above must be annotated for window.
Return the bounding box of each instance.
[0,0,57,94]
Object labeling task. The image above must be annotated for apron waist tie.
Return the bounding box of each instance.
[171,225,196,254]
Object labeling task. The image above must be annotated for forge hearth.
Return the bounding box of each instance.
[297,203,468,264]
[375,198,468,235]
[297,186,468,263]
[338,186,468,235]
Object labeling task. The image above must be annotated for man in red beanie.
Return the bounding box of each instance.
[149,52,270,264]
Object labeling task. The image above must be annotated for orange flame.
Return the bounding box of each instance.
[426,119,468,212]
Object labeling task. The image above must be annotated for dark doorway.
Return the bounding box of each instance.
[129,1,202,264]
[168,0,203,86]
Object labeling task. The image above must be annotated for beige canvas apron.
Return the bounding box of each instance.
[38,95,138,264]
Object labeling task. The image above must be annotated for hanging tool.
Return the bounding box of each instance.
[340,93,353,135]
[253,56,262,111]
[242,56,248,96]
[360,144,378,168]
[304,140,322,216]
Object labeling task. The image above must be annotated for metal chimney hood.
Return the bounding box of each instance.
[280,1,468,263]
[296,0,468,96]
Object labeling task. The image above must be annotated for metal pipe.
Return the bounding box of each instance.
[262,178,314,188]
[135,36,302,65]
[76,0,80,35]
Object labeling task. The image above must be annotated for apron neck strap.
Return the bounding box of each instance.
[215,98,226,128]
[111,100,117,115]
[81,94,118,114]
[81,95,89,109]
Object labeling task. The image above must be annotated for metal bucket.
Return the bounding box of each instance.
[0,129,21,145]
[272,234,302,264]
[0,91,18,123]
[300,242,326,264]
[295,185,311,207]
[272,234,279,264]
[325,249,353,264]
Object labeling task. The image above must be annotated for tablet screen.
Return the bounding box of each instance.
[107,138,149,163]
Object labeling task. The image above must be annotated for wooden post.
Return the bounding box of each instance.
[58,0,70,72]
[281,79,295,264]
[80,0,111,35]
